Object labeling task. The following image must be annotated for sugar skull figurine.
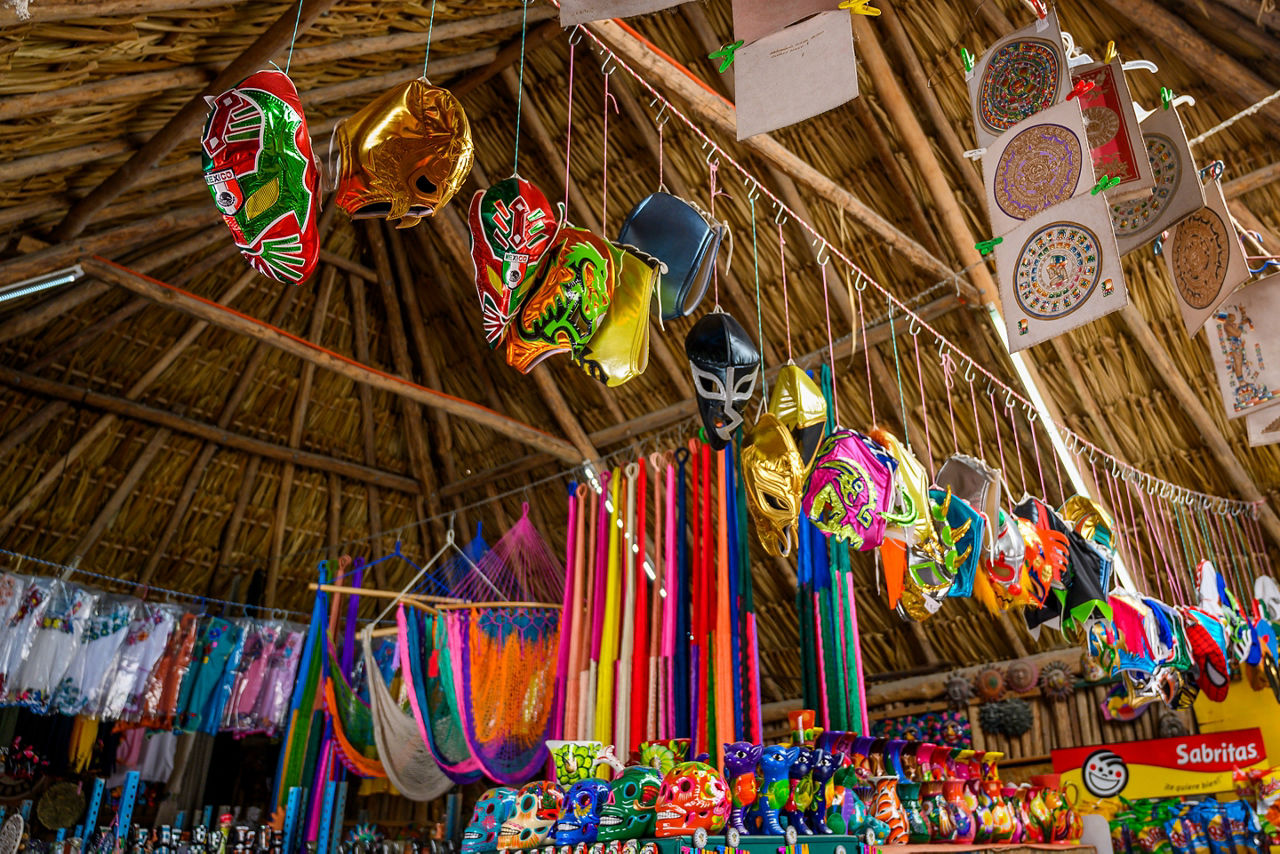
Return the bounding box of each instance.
[760,745,799,835]
[200,69,321,284]
[496,781,563,850]
[655,761,731,841]
[741,413,807,557]
[685,309,761,450]
[722,742,763,837]
[462,787,518,854]
[333,78,473,227]
[598,766,661,842]
[554,779,611,846]
[468,177,559,347]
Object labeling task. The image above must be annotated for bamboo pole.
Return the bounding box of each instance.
[82,256,584,463]
[1225,161,1280,198]
[217,456,261,575]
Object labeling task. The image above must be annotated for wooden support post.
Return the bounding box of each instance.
[328,473,343,563]
[83,256,583,462]
[54,0,342,239]
[1225,161,1280,198]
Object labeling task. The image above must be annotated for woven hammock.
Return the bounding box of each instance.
[323,633,384,778]
[446,604,560,784]
[398,606,482,784]
[361,633,452,800]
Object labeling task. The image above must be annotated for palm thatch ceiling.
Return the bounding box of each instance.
[1,0,1279,703]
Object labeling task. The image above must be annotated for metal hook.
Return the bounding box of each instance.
[1004,388,1018,410]
[567,25,584,46]
[774,203,789,226]
[907,316,922,336]
[852,272,867,292]
[813,238,830,266]
[1025,404,1039,423]
[706,145,719,166]
[962,361,977,383]
[602,55,617,75]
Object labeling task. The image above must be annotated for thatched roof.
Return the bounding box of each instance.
[1,0,1278,703]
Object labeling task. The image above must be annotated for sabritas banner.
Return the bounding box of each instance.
[1052,728,1267,801]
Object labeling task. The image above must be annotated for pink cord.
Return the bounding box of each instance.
[941,351,960,454]
[657,120,664,188]
[856,286,875,426]
[911,331,935,478]
[1027,413,1049,501]
[1004,397,1028,495]
[1121,474,1149,593]
[968,377,984,461]
[601,73,617,231]
[821,261,840,422]
[563,41,574,216]
[778,223,793,361]
[709,161,721,307]
[988,389,1010,490]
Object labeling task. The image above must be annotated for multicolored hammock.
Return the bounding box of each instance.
[323,632,385,779]
[398,605,481,784]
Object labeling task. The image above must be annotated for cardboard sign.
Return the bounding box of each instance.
[968,9,1071,150]
[734,10,858,140]
[1110,104,1205,256]
[731,0,839,45]
[994,193,1128,352]
[1052,728,1267,801]
[559,0,685,25]
[982,99,1095,237]
[1164,179,1251,335]
[1209,273,1280,420]
[1071,59,1155,202]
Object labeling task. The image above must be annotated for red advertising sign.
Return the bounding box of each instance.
[1052,728,1266,801]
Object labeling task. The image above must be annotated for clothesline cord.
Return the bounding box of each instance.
[558,8,1261,515]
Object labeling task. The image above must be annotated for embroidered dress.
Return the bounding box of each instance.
[101,603,177,721]
[12,583,97,711]
[252,626,304,736]
[0,577,52,699]
[52,596,136,716]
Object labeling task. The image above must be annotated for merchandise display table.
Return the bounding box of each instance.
[637,835,1094,854]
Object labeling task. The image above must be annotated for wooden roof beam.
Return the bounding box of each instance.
[1225,160,1280,198]
[82,256,583,463]
[53,0,342,241]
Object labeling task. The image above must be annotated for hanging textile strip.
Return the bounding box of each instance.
[578,484,601,737]
[594,470,624,741]
[796,514,819,715]
[697,440,714,754]
[396,607,481,784]
[725,443,743,742]
[687,440,702,753]
[646,453,664,742]
[734,443,763,743]
[615,462,638,758]
[674,448,691,741]
[273,562,328,809]
[630,460,650,750]
[714,447,733,771]
[552,486,578,740]
[585,470,612,739]
[562,485,587,739]
[664,454,680,740]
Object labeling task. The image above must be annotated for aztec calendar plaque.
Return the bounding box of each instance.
[1164,178,1249,334]
[967,10,1070,150]
[982,99,1093,237]
[1013,223,1103,320]
[994,194,1127,353]
[1070,59,1154,202]
[1082,106,1119,148]
[1110,105,1204,256]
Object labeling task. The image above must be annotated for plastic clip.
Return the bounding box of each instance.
[1091,175,1122,195]
[1161,86,1174,110]
[960,47,974,73]
[708,41,743,73]
[1103,40,1117,64]
[839,0,881,15]
[1066,79,1096,101]
[975,237,1003,256]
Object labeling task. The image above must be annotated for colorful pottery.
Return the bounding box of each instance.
[597,766,661,841]
[462,787,518,854]
[807,749,841,834]
[783,746,815,835]
[654,761,731,838]
[897,781,930,844]
[942,779,974,844]
[871,775,909,845]
[546,740,605,787]
[759,745,798,835]
[554,779,611,846]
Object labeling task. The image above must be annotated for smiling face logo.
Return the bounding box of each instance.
[1081,749,1128,798]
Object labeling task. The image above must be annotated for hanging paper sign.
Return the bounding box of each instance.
[1163,179,1251,335]
[559,0,687,25]
[981,99,1095,237]
[1052,729,1266,801]
[1246,409,1280,448]
[994,194,1128,352]
[1110,104,1204,256]
[1070,59,1155,203]
[734,10,858,140]
[731,0,838,45]
[1210,273,1280,420]
[968,9,1072,151]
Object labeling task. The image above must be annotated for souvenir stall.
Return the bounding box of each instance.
[1,0,1280,854]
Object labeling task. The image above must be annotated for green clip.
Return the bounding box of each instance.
[708,41,744,73]
[961,47,974,73]
[1091,175,1122,195]
[975,237,1002,255]
[1161,86,1174,110]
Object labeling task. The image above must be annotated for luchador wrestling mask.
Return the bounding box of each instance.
[468,177,558,347]
[497,782,563,850]
[803,429,896,550]
[1184,607,1231,702]
[868,428,934,550]
[554,779,611,846]
[504,226,615,374]
[1059,496,1115,550]
[655,761,731,838]
[741,413,806,558]
[201,69,320,284]
[988,510,1027,599]
[462,787,518,854]
[930,487,985,599]
[334,78,472,227]
[598,766,661,841]
[685,309,761,450]
[573,242,661,387]
[770,364,828,465]
[936,454,1002,559]
[617,191,728,321]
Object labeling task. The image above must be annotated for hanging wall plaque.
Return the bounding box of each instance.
[981,99,1095,237]
[1246,409,1280,447]
[994,193,1127,352]
[1163,178,1250,335]
[968,9,1071,151]
[1109,104,1204,256]
[560,0,687,25]
[1070,59,1155,203]
[731,0,838,44]
[1209,273,1280,420]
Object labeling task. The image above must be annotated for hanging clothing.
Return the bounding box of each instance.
[52,596,135,716]
[14,583,98,711]
[100,603,177,721]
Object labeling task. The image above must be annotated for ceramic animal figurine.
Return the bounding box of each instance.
[759,744,798,835]
[784,746,815,835]
[806,749,841,834]
[722,741,763,837]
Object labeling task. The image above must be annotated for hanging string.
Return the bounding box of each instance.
[1027,411,1049,501]
[778,223,793,362]
[1120,474,1150,594]
[941,349,961,455]
[1139,486,1173,603]
[421,0,439,78]
[657,114,665,188]
[512,0,531,176]
[886,296,911,448]
[987,386,1011,495]
[750,193,768,401]
[709,160,721,307]
[820,258,840,423]
[1047,422,1067,504]
[856,283,876,427]
[1101,467,1139,594]
[1004,395,1028,495]
[601,72,618,230]
[968,373,985,462]
[563,38,575,215]
[284,0,304,75]
[910,327,935,478]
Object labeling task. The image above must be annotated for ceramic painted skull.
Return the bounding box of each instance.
[597,766,662,841]
[462,787,518,854]
[554,779,612,846]
[655,761,731,838]
[496,781,563,850]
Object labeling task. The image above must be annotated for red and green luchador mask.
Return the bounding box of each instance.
[468,177,559,347]
[201,69,320,285]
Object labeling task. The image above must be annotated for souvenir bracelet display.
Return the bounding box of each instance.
[460,713,1080,854]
